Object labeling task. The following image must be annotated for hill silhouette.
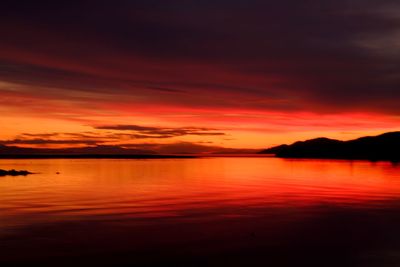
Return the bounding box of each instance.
[260,132,400,161]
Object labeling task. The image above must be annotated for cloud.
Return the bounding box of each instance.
[94,125,226,138]
[0,0,399,116]
[0,124,227,148]
[0,139,99,145]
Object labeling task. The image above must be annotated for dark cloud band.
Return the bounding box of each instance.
[0,0,399,115]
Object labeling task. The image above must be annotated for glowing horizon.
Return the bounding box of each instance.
[1,1,400,153]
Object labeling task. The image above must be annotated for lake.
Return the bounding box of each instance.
[1,157,400,266]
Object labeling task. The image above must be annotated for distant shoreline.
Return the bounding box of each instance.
[0,154,397,162]
[270,155,400,162]
[0,154,197,159]
[0,154,275,159]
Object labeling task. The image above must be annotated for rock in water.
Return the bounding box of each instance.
[0,169,33,176]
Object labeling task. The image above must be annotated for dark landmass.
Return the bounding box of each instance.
[0,169,33,176]
[0,154,196,159]
[0,144,259,158]
[0,145,196,159]
[260,131,400,161]
[0,145,157,156]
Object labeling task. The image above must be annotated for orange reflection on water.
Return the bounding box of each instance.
[1,158,400,230]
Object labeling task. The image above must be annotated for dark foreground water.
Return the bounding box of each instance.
[1,158,400,266]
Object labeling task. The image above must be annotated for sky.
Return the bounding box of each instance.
[0,0,400,153]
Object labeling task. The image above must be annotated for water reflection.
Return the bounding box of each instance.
[1,158,400,266]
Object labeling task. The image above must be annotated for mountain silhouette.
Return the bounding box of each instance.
[260,132,400,161]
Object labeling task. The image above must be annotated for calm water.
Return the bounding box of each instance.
[1,157,400,266]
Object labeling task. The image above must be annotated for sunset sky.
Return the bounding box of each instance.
[1,1,400,153]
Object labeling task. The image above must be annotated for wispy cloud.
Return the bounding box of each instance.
[94,125,226,138]
[0,124,227,149]
[0,139,99,145]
